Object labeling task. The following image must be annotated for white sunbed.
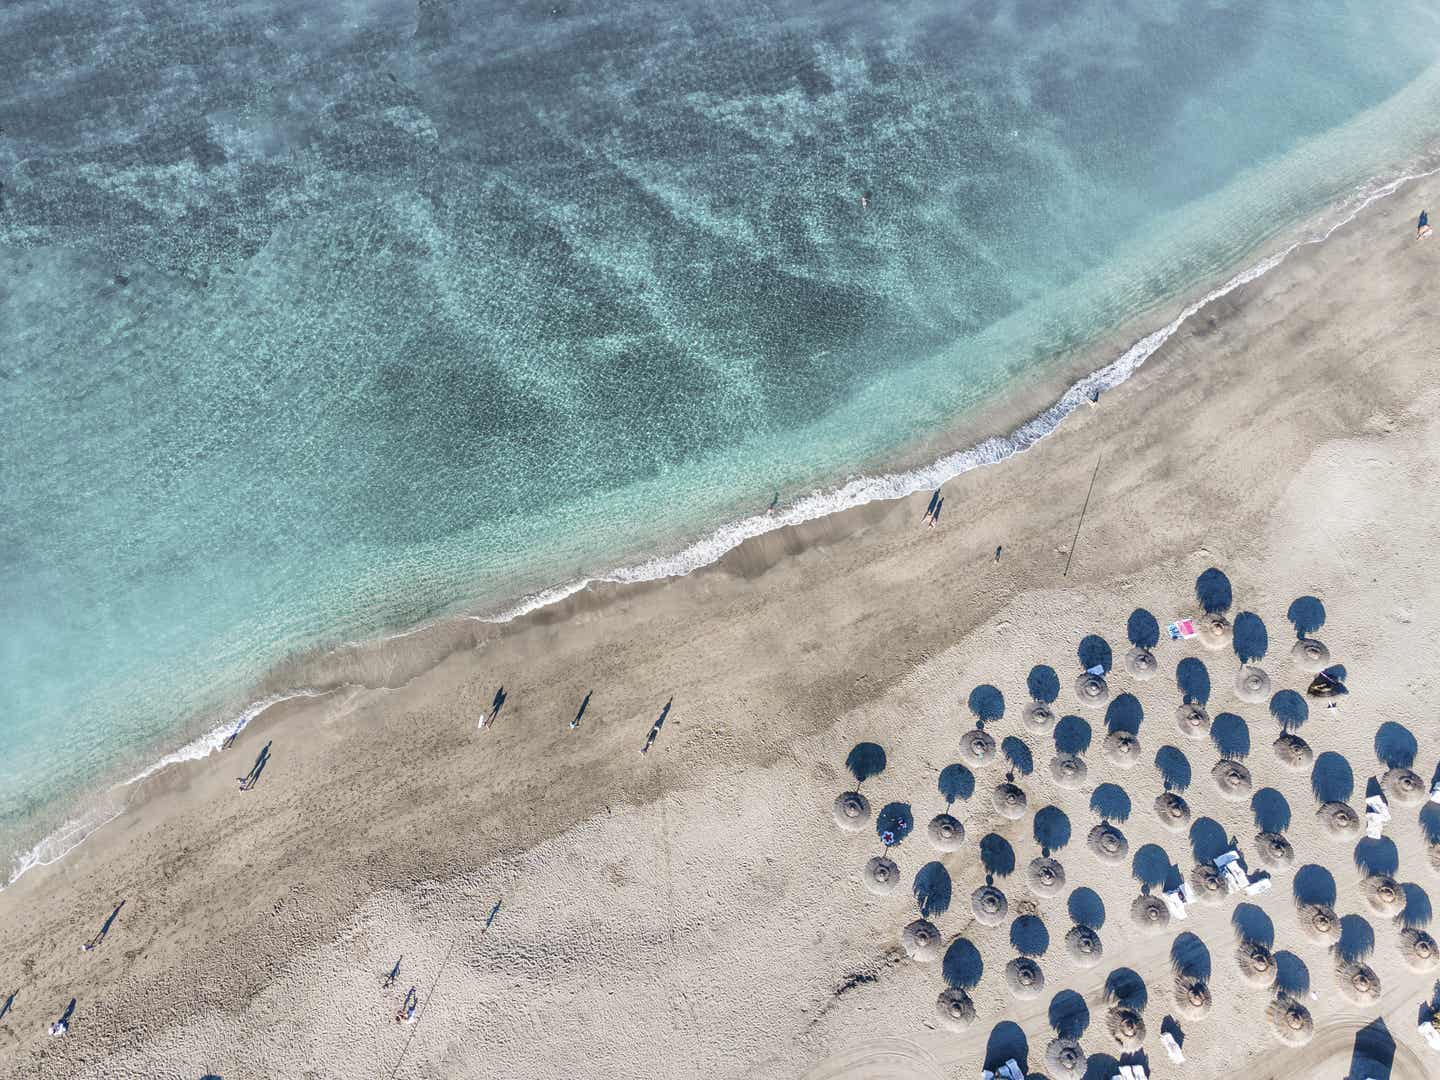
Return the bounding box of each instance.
[1419,1019,1440,1050]
[1430,780,1440,805]
[1214,850,1248,893]
[1366,794,1392,839]
[1160,1030,1185,1063]
[1161,887,1189,920]
[981,1059,1026,1080]
[1111,1065,1149,1080]
[1245,876,1273,897]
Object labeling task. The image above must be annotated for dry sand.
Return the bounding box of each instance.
[4,175,1440,1080]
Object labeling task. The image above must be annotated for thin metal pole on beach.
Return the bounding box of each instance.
[1063,456,1102,578]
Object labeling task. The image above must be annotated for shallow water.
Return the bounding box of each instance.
[3,0,1440,873]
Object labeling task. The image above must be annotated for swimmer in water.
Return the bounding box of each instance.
[861,190,871,210]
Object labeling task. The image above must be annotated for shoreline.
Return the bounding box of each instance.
[9,151,1437,892]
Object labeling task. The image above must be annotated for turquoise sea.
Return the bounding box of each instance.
[4,0,1440,879]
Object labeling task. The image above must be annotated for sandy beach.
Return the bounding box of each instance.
[4,171,1440,1079]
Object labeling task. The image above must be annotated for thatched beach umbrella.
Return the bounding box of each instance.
[1021,701,1057,733]
[1106,1006,1146,1052]
[1198,612,1232,651]
[993,782,1028,820]
[1401,928,1440,972]
[901,918,942,961]
[1005,957,1045,998]
[960,728,997,767]
[1088,823,1129,864]
[1103,730,1142,768]
[1382,766,1427,806]
[1123,646,1158,681]
[1361,874,1405,916]
[1234,664,1271,704]
[1045,1037,1086,1080]
[863,856,900,895]
[1272,733,1313,769]
[1189,864,1226,903]
[1174,975,1212,1017]
[1237,941,1277,988]
[1155,792,1192,831]
[927,813,965,853]
[1065,925,1104,968]
[1131,893,1171,933]
[1050,754,1088,789]
[1267,998,1314,1046]
[1175,703,1211,740]
[1336,961,1381,1005]
[832,791,872,832]
[1297,902,1341,945]
[935,988,976,1031]
[1211,759,1253,800]
[1290,637,1330,672]
[1026,856,1066,898]
[1075,673,1110,708]
[1255,831,1294,869]
[1316,800,1360,837]
[971,884,1009,926]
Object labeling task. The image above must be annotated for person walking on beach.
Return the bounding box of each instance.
[238,741,271,791]
[1419,210,1432,240]
[640,698,672,755]
[50,998,75,1037]
[395,986,418,1024]
[922,489,940,528]
[81,900,125,952]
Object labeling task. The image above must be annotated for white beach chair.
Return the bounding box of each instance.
[1161,887,1189,919]
[1420,1019,1440,1050]
[1365,794,1391,839]
[1245,876,1272,897]
[1214,850,1248,893]
[1430,780,1440,805]
[1161,1030,1185,1063]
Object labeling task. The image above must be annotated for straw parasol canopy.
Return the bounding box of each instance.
[1382,766,1427,806]
[901,918,942,961]
[1236,942,1277,988]
[935,988,976,1031]
[993,782,1029,820]
[1103,730,1142,768]
[1255,831,1294,869]
[1272,733,1313,769]
[1045,1037,1086,1080]
[1174,975,1212,1017]
[1088,823,1129,864]
[1290,637,1330,672]
[1189,863,1226,903]
[1075,673,1110,708]
[1361,874,1405,916]
[1050,754,1088,789]
[1267,998,1315,1046]
[1211,759,1253,800]
[1401,929,1440,972]
[971,884,1009,926]
[1123,646,1159,681]
[1175,703,1212,740]
[832,791,872,832]
[1131,893,1171,933]
[1198,612,1232,651]
[1336,961,1381,1005]
[1065,925,1104,967]
[1021,701,1057,733]
[960,728,997,767]
[1005,957,1045,998]
[1234,664,1271,704]
[1297,902,1341,945]
[927,813,966,853]
[1106,1006,1146,1052]
[1154,792,1192,831]
[1027,856,1067,898]
[1317,801,1360,837]
[863,856,900,895]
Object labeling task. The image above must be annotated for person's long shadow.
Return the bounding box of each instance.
[1347,1018,1395,1080]
[239,742,271,790]
[56,997,75,1027]
[0,991,13,1022]
[641,698,671,754]
[491,686,507,721]
[572,691,591,728]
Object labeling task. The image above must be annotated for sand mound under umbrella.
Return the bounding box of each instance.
[1267,998,1315,1046]
[1065,925,1104,967]
[1297,902,1341,945]
[1255,831,1294,868]
[971,884,1009,927]
[1316,801,1360,837]
[1235,664,1272,704]
[901,919,942,961]
[993,782,1028,820]
[1237,942,1277,988]
[1045,1037,1086,1080]
[1005,957,1045,998]
[1155,792,1192,831]
[1382,766,1427,806]
[832,791,872,832]
[1027,856,1066,898]
[1050,754,1088,789]
[1211,759,1253,799]
[1106,1007,1146,1052]
[1336,961,1381,1005]
[1401,929,1440,972]
[1103,730,1142,768]
[1074,673,1110,708]
[927,813,965,852]
[1021,701,1057,733]
[1131,894,1171,933]
[1290,638,1330,672]
[960,728,997,767]
[1175,703,1212,740]
[1174,975,1212,1017]
[1361,874,1405,916]
[1272,733,1313,768]
[1189,864,1226,903]
[1197,612,1232,651]
[1123,646,1158,680]
[935,988,976,1031]
[1088,823,1129,864]
[863,856,900,895]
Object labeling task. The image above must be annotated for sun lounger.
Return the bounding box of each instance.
[1244,876,1272,897]
[1161,1030,1185,1063]
[1111,1066,1149,1080]
[982,1059,1025,1080]
[1161,887,1189,919]
[1214,850,1248,893]
[1431,780,1440,805]
[1167,619,1196,640]
[1419,1019,1440,1050]
[1365,794,1392,839]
